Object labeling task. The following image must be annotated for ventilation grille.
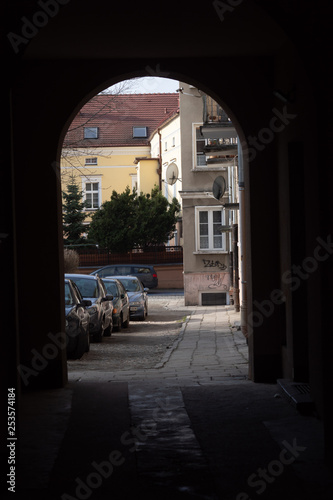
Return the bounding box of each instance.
[294,383,310,395]
[202,293,227,306]
[277,379,314,415]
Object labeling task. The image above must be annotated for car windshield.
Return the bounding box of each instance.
[70,278,99,298]
[120,278,141,292]
[104,281,119,297]
[97,267,114,277]
[64,282,74,306]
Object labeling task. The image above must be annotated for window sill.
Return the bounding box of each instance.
[193,250,228,255]
[192,166,228,172]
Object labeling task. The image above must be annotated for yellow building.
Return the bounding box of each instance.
[134,157,160,194]
[61,93,179,224]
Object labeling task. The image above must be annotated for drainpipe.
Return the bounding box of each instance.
[238,139,247,337]
[157,129,162,191]
[232,223,240,312]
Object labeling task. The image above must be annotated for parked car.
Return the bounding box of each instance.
[65,274,113,342]
[91,264,158,288]
[111,275,148,321]
[64,278,92,359]
[102,277,130,331]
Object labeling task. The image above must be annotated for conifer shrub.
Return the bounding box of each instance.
[64,248,80,273]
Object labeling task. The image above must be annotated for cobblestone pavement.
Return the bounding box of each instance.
[68,295,248,385]
[67,295,192,373]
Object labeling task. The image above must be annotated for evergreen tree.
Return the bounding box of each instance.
[135,186,180,247]
[88,187,137,253]
[62,176,87,244]
[88,186,180,252]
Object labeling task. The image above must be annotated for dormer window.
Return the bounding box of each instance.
[133,126,148,138]
[84,127,99,139]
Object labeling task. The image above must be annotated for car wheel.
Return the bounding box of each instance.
[93,327,103,342]
[118,315,122,331]
[139,305,147,321]
[122,314,129,328]
[72,331,86,359]
[85,326,90,352]
[114,315,122,332]
[104,322,112,336]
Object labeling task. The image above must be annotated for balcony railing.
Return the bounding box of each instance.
[202,95,230,124]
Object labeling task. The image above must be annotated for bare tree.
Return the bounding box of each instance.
[61,78,140,184]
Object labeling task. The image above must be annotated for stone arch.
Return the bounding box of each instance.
[5,0,330,464]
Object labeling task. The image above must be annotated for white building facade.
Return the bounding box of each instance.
[149,108,183,246]
[178,83,239,306]
[148,83,240,305]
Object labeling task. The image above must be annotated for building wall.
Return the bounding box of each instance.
[136,158,160,194]
[160,116,182,207]
[179,83,236,305]
[61,145,150,222]
[150,114,183,246]
[154,264,183,289]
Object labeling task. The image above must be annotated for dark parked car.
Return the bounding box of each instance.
[64,278,91,359]
[112,275,148,321]
[91,264,158,288]
[102,277,130,331]
[65,274,113,342]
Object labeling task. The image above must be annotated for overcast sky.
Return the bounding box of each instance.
[106,77,180,94]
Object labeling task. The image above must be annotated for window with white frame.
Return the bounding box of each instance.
[131,174,138,192]
[84,181,100,209]
[196,207,227,251]
[85,157,98,165]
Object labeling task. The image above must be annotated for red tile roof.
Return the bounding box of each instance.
[64,93,179,148]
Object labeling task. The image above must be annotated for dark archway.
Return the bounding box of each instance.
[3,0,332,470]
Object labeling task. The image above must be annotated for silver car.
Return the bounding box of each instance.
[111,275,148,321]
[64,278,91,359]
[91,264,158,288]
[102,277,130,331]
[65,274,113,342]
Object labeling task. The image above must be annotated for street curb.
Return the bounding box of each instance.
[154,313,191,369]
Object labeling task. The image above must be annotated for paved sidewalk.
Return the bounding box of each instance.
[68,301,248,385]
[16,302,333,500]
[156,305,248,382]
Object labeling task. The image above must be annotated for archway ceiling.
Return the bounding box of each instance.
[20,0,288,60]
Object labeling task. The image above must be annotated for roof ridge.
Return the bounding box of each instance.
[154,108,180,130]
[96,92,178,97]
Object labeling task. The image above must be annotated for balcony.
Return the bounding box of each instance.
[200,123,237,140]
[204,144,238,156]
[206,157,237,168]
[202,95,230,124]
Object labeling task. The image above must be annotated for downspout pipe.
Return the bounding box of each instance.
[238,138,247,337]
[157,128,162,191]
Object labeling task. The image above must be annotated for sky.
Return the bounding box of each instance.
[106,77,180,94]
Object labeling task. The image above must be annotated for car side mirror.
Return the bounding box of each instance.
[79,299,92,307]
[144,288,149,292]
[103,294,113,301]
[120,293,125,299]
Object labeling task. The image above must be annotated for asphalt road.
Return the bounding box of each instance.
[67,293,192,372]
